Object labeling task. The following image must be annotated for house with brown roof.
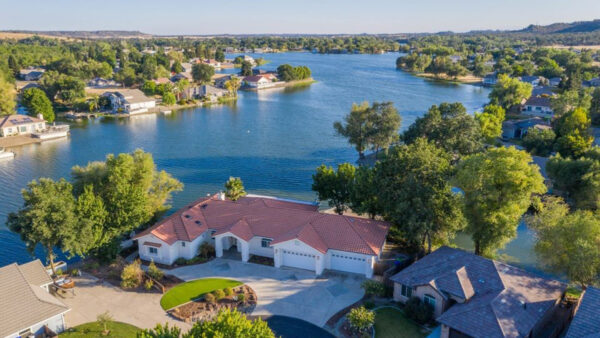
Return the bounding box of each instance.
[565,286,600,337]
[0,260,70,337]
[0,114,46,138]
[134,194,390,277]
[391,246,566,338]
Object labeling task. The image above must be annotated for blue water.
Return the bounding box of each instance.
[0,52,498,267]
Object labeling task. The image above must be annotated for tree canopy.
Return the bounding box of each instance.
[185,309,274,338]
[0,74,16,115]
[224,177,246,201]
[475,104,505,143]
[21,87,55,122]
[312,163,356,214]
[488,74,532,110]
[192,63,215,84]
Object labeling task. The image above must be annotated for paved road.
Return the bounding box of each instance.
[169,258,365,327]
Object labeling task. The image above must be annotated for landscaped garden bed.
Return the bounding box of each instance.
[248,254,274,266]
[60,321,141,337]
[162,278,257,323]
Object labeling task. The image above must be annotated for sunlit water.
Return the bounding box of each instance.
[1,53,545,274]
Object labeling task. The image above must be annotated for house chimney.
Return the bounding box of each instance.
[218,192,226,201]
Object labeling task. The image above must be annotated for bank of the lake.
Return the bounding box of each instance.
[0,52,517,272]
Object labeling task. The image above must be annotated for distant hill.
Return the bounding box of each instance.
[0,30,152,39]
[518,19,600,34]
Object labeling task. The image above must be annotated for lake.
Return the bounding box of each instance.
[1,52,537,271]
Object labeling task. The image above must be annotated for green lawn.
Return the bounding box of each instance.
[160,278,242,310]
[375,307,428,338]
[60,321,140,337]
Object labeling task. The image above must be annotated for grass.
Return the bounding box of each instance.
[566,286,583,300]
[160,278,242,310]
[60,321,140,337]
[374,307,427,338]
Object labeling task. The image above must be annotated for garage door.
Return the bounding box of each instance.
[281,249,315,271]
[330,253,366,274]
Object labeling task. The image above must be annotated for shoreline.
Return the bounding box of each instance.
[242,78,316,91]
[397,68,483,85]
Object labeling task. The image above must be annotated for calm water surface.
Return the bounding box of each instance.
[0,52,540,272]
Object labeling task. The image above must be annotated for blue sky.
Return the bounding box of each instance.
[1,0,599,35]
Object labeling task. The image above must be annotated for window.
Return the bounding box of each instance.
[401,284,412,298]
[261,238,272,248]
[149,247,158,255]
[20,126,27,132]
[181,242,186,247]
[423,294,436,309]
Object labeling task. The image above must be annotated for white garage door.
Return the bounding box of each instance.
[281,249,316,271]
[330,253,366,274]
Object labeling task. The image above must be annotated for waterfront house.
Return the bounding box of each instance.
[243,75,274,89]
[19,67,45,81]
[171,72,193,83]
[202,59,221,68]
[134,193,390,277]
[181,84,229,101]
[549,77,562,87]
[0,260,70,337]
[103,89,156,115]
[522,96,554,118]
[519,75,546,86]
[502,117,550,140]
[0,114,45,137]
[482,72,498,86]
[212,74,234,88]
[242,55,256,66]
[565,287,600,337]
[531,86,556,98]
[391,246,566,338]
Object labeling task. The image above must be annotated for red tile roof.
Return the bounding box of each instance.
[135,195,390,256]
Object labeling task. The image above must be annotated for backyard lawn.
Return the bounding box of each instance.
[160,278,242,310]
[375,307,428,338]
[60,321,140,337]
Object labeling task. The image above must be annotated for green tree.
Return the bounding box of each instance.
[368,102,401,154]
[591,87,600,125]
[192,63,214,84]
[115,67,137,87]
[349,166,381,218]
[21,87,55,122]
[551,90,591,118]
[528,197,600,289]
[224,177,246,201]
[347,306,375,334]
[0,74,16,115]
[8,54,20,76]
[333,102,373,159]
[224,77,241,96]
[276,64,295,81]
[240,61,253,77]
[170,61,183,74]
[6,178,78,275]
[546,149,600,210]
[489,74,533,110]
[142,81,157,96]
[475,104,505,143]
[215,49,225,62]
[554,107,593,158]
[454,147,546,256]
[96,311,113,335]
[522,128,556,157]
[403,102,483,156]
[375,139,464,253]
[162,92,176,106]
[184,309,274,338]
[312,163,356,214]
[138,323,181,338]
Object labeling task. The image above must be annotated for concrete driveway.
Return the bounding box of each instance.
[60,274,191,332]
[169,258,365,327]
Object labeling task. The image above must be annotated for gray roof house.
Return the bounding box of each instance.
[181,84,229,101]
[565,287,600,337]
[502,117,551,140]
[519,75,545,86]
[391,246,566,338]
[19,67,45,81]
[0,260,69,337]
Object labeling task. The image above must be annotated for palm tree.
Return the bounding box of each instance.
[224,77,241,97]
[96,311,113,336]
[224,177,246,201]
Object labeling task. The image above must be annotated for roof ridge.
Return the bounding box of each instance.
[342,215,377,255]
[15,264,67,310]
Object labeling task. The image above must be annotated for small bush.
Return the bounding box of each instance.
[361,280,385,297]
[120,260,143,289]
[214,289,226,300]
[175,258,186,266]
[363,300,375,309]
[70,268,80,276]
[224,287,234,296]
[198,242,216,259]
[147,260,164,280]
[144,279,154,291]
[205,293,216,303]
[237,293,246,302]
[404,297,433,324]
[347,306,375,333]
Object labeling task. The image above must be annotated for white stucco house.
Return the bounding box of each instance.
[0,114,46,137]
[243,75,275,89]
[521,96,554,118]
[134,194,390,278]
[0,260,70,338]
[103,89,156,115]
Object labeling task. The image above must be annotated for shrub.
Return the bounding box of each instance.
[361,280,385,297]
[198,242,216,259]
[224,287,234,296]
[144,279,154,291]
[205,293,216,303]
[404,297,433,324]
[237,293,246,302]
[120,260,143,289]
[147,260,164,280]
[70,268,80,276]
[175,257,186,266]
[214,289,226,300]
[347,306,375,333]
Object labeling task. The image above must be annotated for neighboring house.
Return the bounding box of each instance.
[482,72,498,86]
[522,96,554,118]
[502,117,551,140]
[549,77,562,87]
[181,84,229,101]
[0,260,70,337]
[242,55,256,66]
[87,77,118,88]
[519,75,545,86]
[531,86,557,98]
[212,74,234,88]
[19,67,45,81]
[243,75,275,89]
[391,246,566,338]
[134,194,390,277]
[0,114,46,137]
[180,62,193,74]
[566,287,600,337]
[203,59,221,68]
[103,89,156,115]
[171,72,193,83]
[585,77,600,87]
[153,77,173,85]
[449,55,462,63]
